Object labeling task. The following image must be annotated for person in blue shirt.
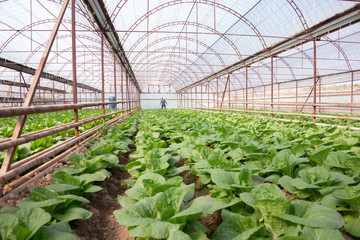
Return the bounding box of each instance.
[160,98,167,109]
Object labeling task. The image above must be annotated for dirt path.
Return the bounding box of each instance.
[72,147,135,240]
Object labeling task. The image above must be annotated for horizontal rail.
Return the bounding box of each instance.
[0,110,136,200]
[196,109,360,131]
[196,107,360,121]
[0,100,140,118]
[0,108,131,151]
[0,108,139,186]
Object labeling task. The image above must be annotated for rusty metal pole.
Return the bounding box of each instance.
[220,74,230,110]
[228,74,231,112]
[246,66,248,115]
[101,33,105,123]
[121,65,124,112]
[351,71,354,114]
[195,86,198,109]
[19,73,22,106]
[271,56,274,118]
[114,54,117,116]
[72,0,79,149]
[319,76,322,113]
[200,86,202,109]
[216,78,219,110]
[296,80,298,112]
[190,88,193,109]
[313,40,317,123]
[252,88,255,110]
[208,82,210,109]
[0,0,70,179]
[126,73,129,112]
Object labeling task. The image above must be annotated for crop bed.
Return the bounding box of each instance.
[115,109,360,240]
[0,109,360,239]
[0,109,117,164]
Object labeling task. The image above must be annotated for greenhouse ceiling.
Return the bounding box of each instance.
[0,0,359,94]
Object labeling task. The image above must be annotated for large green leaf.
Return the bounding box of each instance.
[15,207,52,239]
[33,221,79,240]
[309,146,331,165]
[278,200,344,229]
[52,207,92,221]
[212,210,264,240]
[300,226,344,240]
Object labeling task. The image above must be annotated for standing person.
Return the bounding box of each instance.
[160,98,167,109]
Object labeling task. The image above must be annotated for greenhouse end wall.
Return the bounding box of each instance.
[140,94,177,109]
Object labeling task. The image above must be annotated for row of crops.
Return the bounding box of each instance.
[115,109,360,239]
[0,109,117,164]
[0,114,139,239]
[200,108,360,127]
[0,109,359,239]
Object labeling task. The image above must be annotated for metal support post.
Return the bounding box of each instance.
[208,82,210,109]
[246,66,248,115]
[216,78,219,110]
[114,54,117,116]
[228,74,231,112]
[351,71,354,114]
[72,0,79,148]
[101,33,105,123]
[220,74,230,110]
[313,40,317,123]
[271,56,274,118]
[0,0,70,196]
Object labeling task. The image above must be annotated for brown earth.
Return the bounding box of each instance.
[72,145,135,240]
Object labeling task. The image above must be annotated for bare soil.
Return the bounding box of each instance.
[72,145,135,240]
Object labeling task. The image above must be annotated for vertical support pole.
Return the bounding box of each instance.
[216,78,219,110]
[271,56,274,118]
[263,85,265,110]
[195,86,198,109]
[252,88,255,110]
[191,88,193,109]
[114,54,117,116]
[52,81,55,104]
[121,65,124,112]
[101,33,105,123]
[208,82,210,109]
[296,80,298,112]
[220,74,230,110]
[246,66,248,115]
[72,0,79,148]
[201,85,203,109]
[0,0,70,196]
[313,40,317,123]
[19,73,22,105]
[63,84,66,103]
[126,73,129,112]
[319,76,322,113]
[229,75,231,111]
[351,71,354,114]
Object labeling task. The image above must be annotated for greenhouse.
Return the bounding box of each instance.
[0,0,360,239]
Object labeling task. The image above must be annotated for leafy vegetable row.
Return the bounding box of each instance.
[114,111,241,239]
[0,114,139,240]
[116,109,360,239]
[0,109,117,164]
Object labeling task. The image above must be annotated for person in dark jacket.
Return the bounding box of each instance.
[160,98,167,109]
